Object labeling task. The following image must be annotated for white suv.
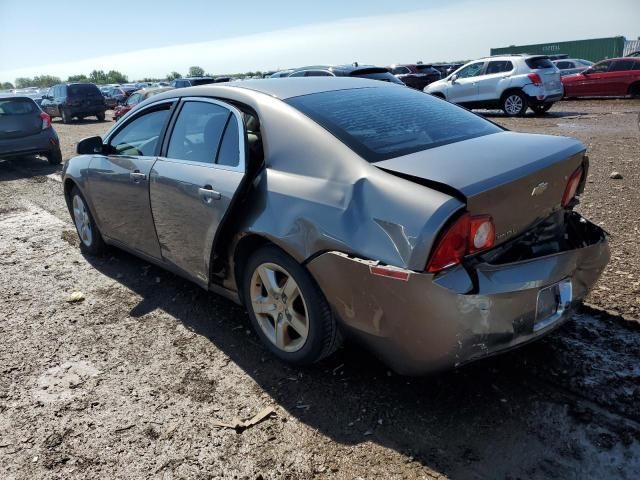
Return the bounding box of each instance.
[425,55,563,116]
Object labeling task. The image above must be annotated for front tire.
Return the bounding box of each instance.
[629,82,640,99]
[501,91,527,116]
[242,245,341,366]
[70,187,105,255]
[531,103,552,115]
[96,111,106,121]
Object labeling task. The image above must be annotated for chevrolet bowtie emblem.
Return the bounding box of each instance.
[531,182,549,196]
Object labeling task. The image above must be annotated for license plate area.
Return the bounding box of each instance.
[534,278,572,331]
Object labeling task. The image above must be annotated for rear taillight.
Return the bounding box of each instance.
[562,166,583,207]
[40,112,51,130]
[528,73,543,86]
[426,213,495,273]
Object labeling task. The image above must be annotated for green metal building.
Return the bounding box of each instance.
[490,37,626,62]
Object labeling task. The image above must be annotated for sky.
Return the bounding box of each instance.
[1,0,638,82]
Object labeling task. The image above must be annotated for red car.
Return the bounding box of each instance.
[562,57,640,98]
[113,87,173,121]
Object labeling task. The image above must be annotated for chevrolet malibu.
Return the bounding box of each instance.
[62,78,609,375]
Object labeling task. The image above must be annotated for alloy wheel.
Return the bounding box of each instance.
[504,94,524,115]
[249,262,309,353]
[72,194,93,247]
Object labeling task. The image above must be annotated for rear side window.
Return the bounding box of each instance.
[0,98,38,115]
[167,101,231,164]
[110,108,170,156]
[286,86,502,162]
[486,61,514,74]
[525,57,555,69]
[68,84,101,97]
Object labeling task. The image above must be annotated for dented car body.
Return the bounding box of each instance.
[62,78,609,375]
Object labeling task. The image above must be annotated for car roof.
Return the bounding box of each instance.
[152,77,399,101]
[291,64,388,74]
[182,76,214,80]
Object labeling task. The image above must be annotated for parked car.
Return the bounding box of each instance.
[214,77,232,83]
[426,55,564,116]
[562,57,640,98]
[41,83,107,123]
[170,77,216,88]
[270,69,295,78]
[432,64,464,77]
[287,64,404,84]
[0,96,62,164]
[104,86,138,108]
[388,64,441,90]
[553,58,593,77]
[112,87,173,121]
[63,78,608,375]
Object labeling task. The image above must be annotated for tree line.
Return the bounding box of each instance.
[2,66,268,91]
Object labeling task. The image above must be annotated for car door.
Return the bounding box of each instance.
[577,60,613,96]
[476,60,514,102]
[445,62,484,104]
[88,100,174,258]
[607,59,636,95]
[150,98,246,286]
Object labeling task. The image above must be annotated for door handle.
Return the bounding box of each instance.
[130,170,146,182]
[198,185,221,203]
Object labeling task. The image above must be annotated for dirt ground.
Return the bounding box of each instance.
[0,100,639,479]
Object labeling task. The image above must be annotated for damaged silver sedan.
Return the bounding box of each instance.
[63,78,609,375]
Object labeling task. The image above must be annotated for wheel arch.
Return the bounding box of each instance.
[500,87,525,102]
[628,81,640,97]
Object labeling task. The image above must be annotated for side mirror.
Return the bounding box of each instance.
[450,74,458,83]
[77,136,104,155]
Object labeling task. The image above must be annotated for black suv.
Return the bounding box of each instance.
[169,77,216,88]
[41,83,107,123]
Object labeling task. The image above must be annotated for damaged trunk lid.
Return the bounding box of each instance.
[376,131,586,244]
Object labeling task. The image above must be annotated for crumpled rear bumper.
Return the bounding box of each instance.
[306,214,609,375]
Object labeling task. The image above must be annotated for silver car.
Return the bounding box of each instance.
[62,78,608,375]
[553,58,594,77]
[426,54,564,116]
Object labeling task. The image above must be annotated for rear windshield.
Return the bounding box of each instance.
[68,84,102,97]
[525,57,555,69]
[0,98,38,115]
[286,87,502,162]
[190,78,215,86]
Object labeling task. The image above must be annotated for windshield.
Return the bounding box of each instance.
[0,98,38,115]
[286,86,502,162]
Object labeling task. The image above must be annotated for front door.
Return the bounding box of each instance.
[88,102,173,258]
[150,99,246,286]
[575,60,612,96]
[446,61,484,104]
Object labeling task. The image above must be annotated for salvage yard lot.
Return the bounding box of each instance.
[1,99,639,479]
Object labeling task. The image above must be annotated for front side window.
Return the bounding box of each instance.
[610,60,635,72]
[126,94,141,105]
[455,62,484,78]
[287,86,502,162]
[589,60,612,73]
[166,101,232,164]
[109,107,170,156]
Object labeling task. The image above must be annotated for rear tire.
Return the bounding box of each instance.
[61,108,72,124]
[46,147,62,165]
[531,103,552,115]
[70,187,105,255]
[96,111,106,121]
[242,245,341,366]
[501,91,527,117]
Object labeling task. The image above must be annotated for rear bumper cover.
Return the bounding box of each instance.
[0,128,59,157]
[307,214,609,375]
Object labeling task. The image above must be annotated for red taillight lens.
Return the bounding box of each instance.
[40,112,51,130]
[469,215,495,253]
[562,166,583,207]
[528,73,543,86]
[426,213,496,273]
[426,213,470,273]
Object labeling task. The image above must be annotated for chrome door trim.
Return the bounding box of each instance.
[102,97,179,145]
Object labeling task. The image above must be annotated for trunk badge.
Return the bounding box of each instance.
[531,182,549,196]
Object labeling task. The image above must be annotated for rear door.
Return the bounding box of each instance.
[88,100,174,258]
[150,98,246,286]
[476,60,514,101]
[607,59,637,95]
